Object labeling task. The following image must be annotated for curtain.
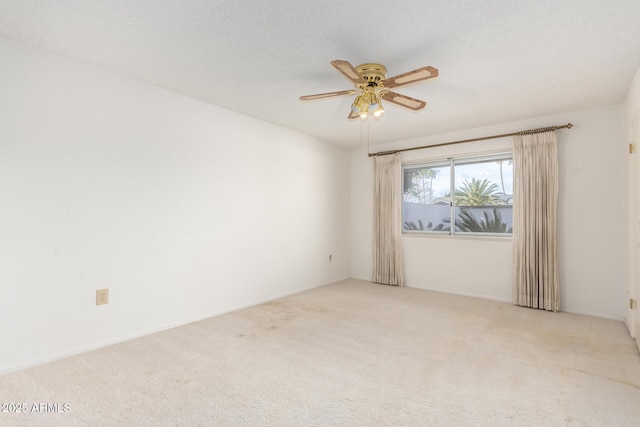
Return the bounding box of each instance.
[512,131,559,311]
[372,153,404,286]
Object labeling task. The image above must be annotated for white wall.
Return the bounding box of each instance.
[352,104,627,320]
[0,36,351,374]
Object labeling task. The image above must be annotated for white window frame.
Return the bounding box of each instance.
[402,151,513,238]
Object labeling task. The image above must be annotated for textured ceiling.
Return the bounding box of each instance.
[1,1,640,147]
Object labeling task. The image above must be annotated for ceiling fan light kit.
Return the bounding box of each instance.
[300,60,438,120]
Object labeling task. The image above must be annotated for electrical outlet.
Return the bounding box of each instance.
[96,288,109,306]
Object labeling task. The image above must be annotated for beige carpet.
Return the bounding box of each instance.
[2,279,639,426]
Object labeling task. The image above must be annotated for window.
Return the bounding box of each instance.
[402,153,513,236]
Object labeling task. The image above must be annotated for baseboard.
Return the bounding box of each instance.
[623,316,633,336]
[399,284,625,322]
[405,284,512,304]
[559,308,624,322]
[354,279,511,304]
[0,278,345,376]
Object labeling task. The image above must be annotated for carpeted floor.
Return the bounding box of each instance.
[2,278,639,426]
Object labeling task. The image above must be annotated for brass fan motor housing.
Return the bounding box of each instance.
[355,63,387,86]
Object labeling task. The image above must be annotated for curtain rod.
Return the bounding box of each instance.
[367,123,573,157]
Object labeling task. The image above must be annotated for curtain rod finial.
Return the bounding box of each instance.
[567,123,573,129]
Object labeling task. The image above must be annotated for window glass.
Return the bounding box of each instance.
[403,164,451,232]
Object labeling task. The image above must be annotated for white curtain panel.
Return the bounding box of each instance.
[512,131,559,311]
[372,153,404,286]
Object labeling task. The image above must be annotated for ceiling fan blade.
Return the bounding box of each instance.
[299,89,356,101]
[331,60,366,85]
[348,110,361,120]
[382,66,438,89]
[381,91,427,111]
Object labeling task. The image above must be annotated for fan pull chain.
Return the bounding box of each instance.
[367,119,371,154]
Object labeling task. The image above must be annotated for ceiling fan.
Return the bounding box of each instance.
[299,60,438,120]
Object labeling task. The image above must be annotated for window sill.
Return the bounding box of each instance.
[402,231,512,242]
